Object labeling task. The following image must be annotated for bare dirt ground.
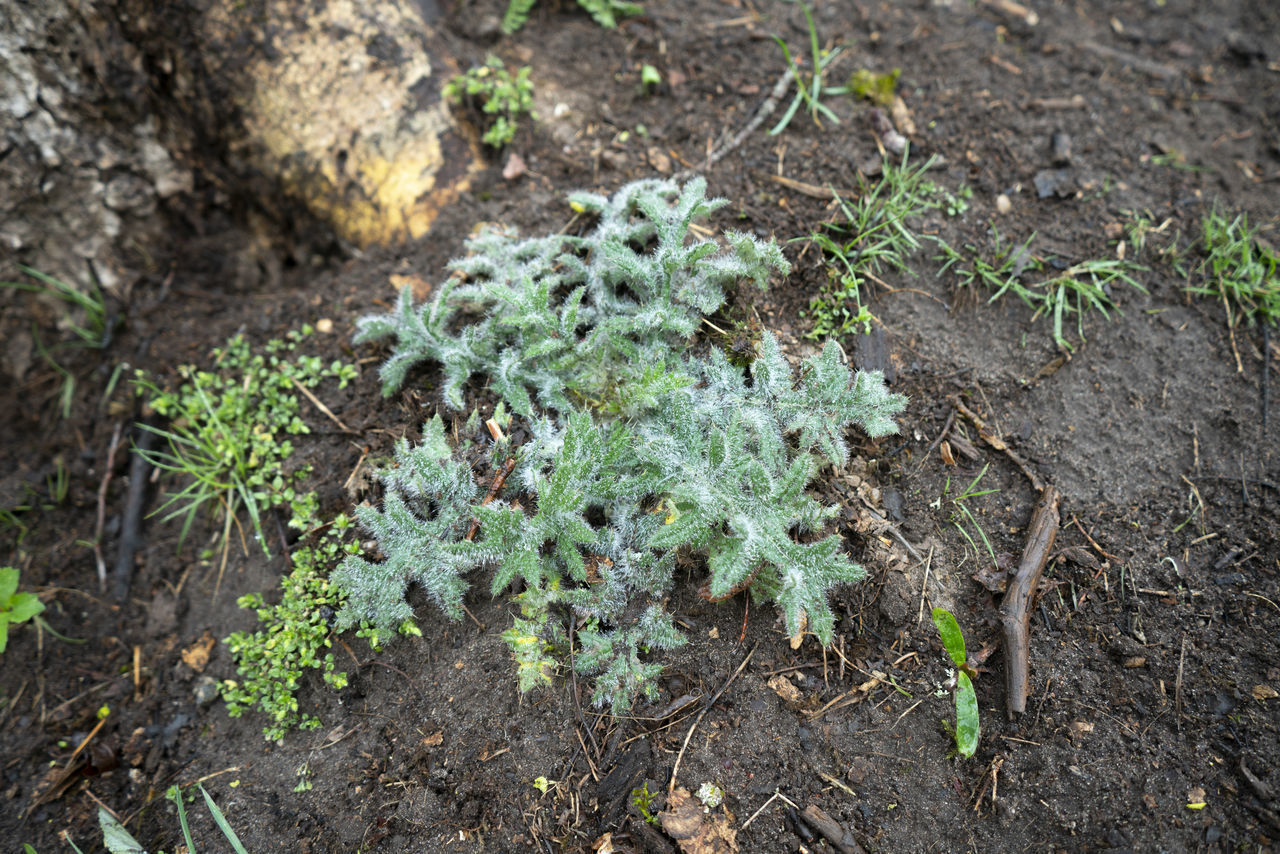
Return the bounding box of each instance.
[3,0,1278,851]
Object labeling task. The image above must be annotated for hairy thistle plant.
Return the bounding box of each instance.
[341,177,906,711]
[502,0,642,34]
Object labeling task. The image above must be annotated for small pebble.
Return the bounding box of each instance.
[194,676,220,706]
[996,193,1012,214]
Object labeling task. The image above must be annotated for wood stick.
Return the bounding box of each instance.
[951,397,1045,492]
[464,457,516,542]
[114,424,157,602]
[999,485,1060,716]
[94,422,124,592]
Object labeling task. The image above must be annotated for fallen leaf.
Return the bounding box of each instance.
[390,273,432,302]
[647,147,672,174]
[789,611,807,650]
[422,730,444,747]
[889,95,916,136]
[856,671,886,693]
[593,832,614,854]
[1252,684,1278,701]
[767,675,803,705]
[1069,721,1094,738]
[1057,546,1100,570]
[659,787,738,853]
[181,632,216,673]
[939,441,956,466]
[971,563,1008,594]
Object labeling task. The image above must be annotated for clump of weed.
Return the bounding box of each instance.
[802,154,969,338]
[443,55,535,148]
[221,516,359,740]
[1187,206,1279,328]
[341,177,907,711]
[133,327,357,560]
[132,329,361,740]
[1,266,112,418]
[936,230,1146,351]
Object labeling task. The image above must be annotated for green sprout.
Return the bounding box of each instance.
[640,63,662,93]
[0,567,44,655]
[0,567,83,654]
[1,266,111,419]
[802,154,968,338]
[937,231,1146,350]
[946,463,999,569]
[769,2,845,135]
[932,607,979,758]
[1187,205,1279,328]
[631,782,661,824]
[443,56,535,149]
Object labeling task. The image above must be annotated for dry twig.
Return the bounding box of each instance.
[999,485,1061,715]
[669,643,756,795]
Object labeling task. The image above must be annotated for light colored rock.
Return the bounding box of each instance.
[202,0,482,246]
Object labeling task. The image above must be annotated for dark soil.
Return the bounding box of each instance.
[4,0,1279,851]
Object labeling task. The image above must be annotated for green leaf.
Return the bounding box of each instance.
[0,567,18,603]
[931,607,967,668]
[955,671,980,758]
[99,807,148,854]
[6,592,44,624]
[201,784,250,854]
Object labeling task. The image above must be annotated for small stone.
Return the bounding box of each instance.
[995,193,1012,214]
[315,317,334,334]
[193,676,220,706]
[104,173,157,215]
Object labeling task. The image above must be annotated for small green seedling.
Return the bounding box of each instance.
[640,63,662,93]
[631,782,661,824]
[0,567,44,655]
[769,2,845,135]
[932,607,979,758]
[946,463,1000,569]
[443,56,535,149]
[63,784,247,854]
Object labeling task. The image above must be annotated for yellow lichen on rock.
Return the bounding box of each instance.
[205,0,481,246]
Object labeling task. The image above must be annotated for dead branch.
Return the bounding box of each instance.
[999,485,1060,716]
[951,397,1045,492]
[465,457,517,542]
